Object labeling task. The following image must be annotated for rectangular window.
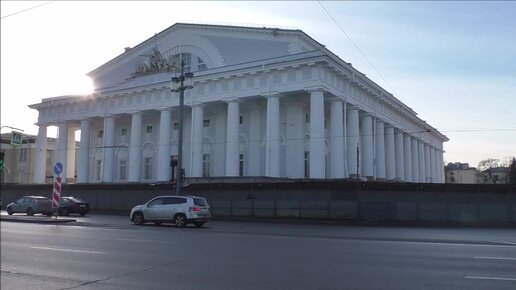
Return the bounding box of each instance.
[239,154,244,177]
[46,150,53,164]
[98,130,104,138]
[146,125,153,133]
[198,57,207,71]
[239,116,243,125]
[304,151,310,178]
[119,160,127,180]
[121,128,128,136]
[96,160,103,180]
[144,157,153,180]
[19,148,27,162]
[202,154,210,177]
[305,113,310,123]
[173,122,179,130]
[203,119,210,128]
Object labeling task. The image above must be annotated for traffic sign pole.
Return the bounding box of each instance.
[53,177,62,219]
[53,162,63,219]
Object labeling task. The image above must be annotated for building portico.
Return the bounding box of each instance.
[29,23,448,184]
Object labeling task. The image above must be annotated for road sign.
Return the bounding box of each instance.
[54,162,63,176]
[53,177,62,208]
[10,131,22,146]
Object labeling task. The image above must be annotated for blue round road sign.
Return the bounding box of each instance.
[54,162,63,175]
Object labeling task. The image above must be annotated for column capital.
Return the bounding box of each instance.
[223,98,241,104]
[328,96,346,103]
[304,85,328,94]
[191,102,204,108]
[157,107,173,112]
[128,111,143,116]
[264,92,283,99]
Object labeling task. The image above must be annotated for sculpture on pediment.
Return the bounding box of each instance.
[131,47,179,78]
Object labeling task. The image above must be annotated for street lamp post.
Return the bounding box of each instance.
[170,61,194,196]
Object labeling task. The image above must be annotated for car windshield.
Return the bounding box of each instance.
[193,198,207,206]
[67,197,85,203]
[33,197,50,202]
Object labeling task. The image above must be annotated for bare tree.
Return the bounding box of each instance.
[477,157,514,184]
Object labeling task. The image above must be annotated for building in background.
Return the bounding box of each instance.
[28,23,448,184]
[444,162,478,184]
[0,132,58,184]
[477,167,510,184]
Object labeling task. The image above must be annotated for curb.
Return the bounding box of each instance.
[0,215,76,224]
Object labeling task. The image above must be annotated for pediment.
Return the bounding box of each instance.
[88,23,322,92]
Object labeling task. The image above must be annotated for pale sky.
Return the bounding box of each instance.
[1,1,515,168]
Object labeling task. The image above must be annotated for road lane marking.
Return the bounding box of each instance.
[115,238,172,243]
[466,276,516,281]
[30,246,106,254]
[474,256,516,261]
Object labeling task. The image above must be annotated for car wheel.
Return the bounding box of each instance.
[154,222,162,226]
[133,212,145,225]
[27,208,34,216]
[6,207,13,215]
[80,213,86,217]
[61,208,69,216]
[46,212,53,217]
[194,222,205,228]
[174,214,187,227]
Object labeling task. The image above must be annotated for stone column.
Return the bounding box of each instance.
[286,102,304,178]
[360,114,374,179]
[34,124,48,184]
[157,108,172,181]
[66,127,76,180]
[56,122,68,184]
[404,134,412,182]
[77,119,90,183]
[384,125,395,180]
[213,112,226,177]
[347,107,360,177]
[430,147,436,183]
[419,141,426,183]
[330,99,345,178]
[424,144,431,183]
[439,150,445,183]
[411,138,419,183]
[128,112,143,182]
[266,94,281,177]
[309,89,326,178]
[102,115,115,183]
[375,120,386,180]
[190,104,204,177]
[248,108,261,176]
[226,100,240,176]
[394,129,404,181]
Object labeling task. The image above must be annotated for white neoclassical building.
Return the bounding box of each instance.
[29,23,448,184]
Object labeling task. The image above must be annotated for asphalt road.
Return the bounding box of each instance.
[1,214,516,290]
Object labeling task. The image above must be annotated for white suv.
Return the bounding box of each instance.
[130,196,211,227]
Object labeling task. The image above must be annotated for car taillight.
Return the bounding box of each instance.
[189,206,201,212]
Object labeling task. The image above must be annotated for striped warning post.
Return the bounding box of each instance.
[53,177,61,208]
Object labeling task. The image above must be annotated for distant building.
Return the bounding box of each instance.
[445,162,478,184]
[0,132,57,184]
[477,167,510,184]
[28,23,448,184]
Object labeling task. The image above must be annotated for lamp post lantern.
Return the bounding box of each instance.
[170,61,194,195]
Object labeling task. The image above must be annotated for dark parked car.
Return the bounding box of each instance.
[6,196,53,216]
[58,197,89,216]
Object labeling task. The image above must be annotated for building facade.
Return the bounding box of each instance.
[29,23,448,184]
[444,162,478,184]
[0,133,58,184]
